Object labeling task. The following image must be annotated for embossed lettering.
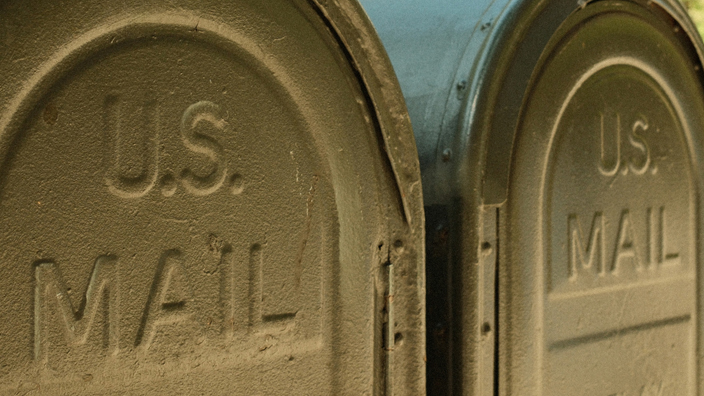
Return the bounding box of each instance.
[628,120,651,175]
[598,113,652,177]
[180,101,228,196]
[105,98,231,198]
[568,212,606,280]
[569,208,680,282]
[218,243,249,338]
[104,95,159,198]
[246,243,296,326]
[612,210,641,273]
[33,240,305,355]
[136,250,195,349]
[647,206,680,267]
[599,113,621,177]
[248,244,262,328]
[218,240,299,339]
[34,256,119,362]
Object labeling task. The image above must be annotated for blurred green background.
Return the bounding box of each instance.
[684,0,704,36]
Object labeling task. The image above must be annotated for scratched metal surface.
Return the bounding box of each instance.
[0,0,425,394]
[361,0,704,394]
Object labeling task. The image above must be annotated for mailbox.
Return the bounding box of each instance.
[362,0,704,394]
[0,0,425,394]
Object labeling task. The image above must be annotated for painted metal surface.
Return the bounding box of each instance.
[361,0,704,394]
[0,0,425,394]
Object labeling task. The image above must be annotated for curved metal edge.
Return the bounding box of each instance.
[452,0,704,394]
[654,0,704,63]
[307,0,426,394]
[456,0,578,206]
[461,0,704,207]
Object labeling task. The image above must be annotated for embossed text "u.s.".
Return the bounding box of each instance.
[105,97,230,198]
[598,113,653,177]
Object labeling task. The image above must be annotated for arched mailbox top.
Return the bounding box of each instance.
[362,0,704,394]
[0,1,425,394]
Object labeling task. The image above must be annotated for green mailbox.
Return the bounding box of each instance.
[361,0,704,394]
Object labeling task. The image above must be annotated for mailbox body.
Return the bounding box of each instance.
[361,0,704,394]
[0,1,425,394]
